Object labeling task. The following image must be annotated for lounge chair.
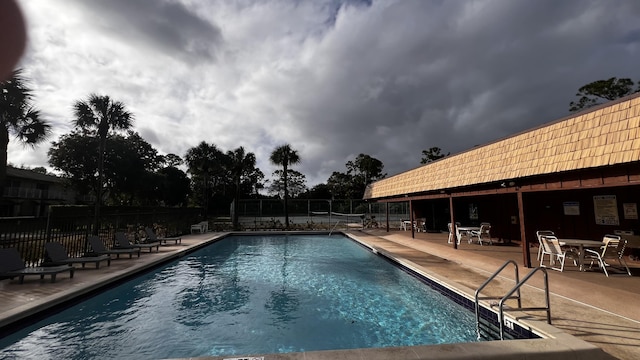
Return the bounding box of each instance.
[0,248,74,283]
[190,221,208,234]
[145,227,182,245]
[88,235,140,259]
[43,242,111,269]
[114,232,159,253]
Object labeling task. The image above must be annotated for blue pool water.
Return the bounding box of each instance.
[0,234,479,359]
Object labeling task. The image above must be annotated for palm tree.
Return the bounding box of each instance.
[269,144,300,230]
[226,146,256,230]
[185,141,224,215]
[0,69,50,191]
[73,94,133,234]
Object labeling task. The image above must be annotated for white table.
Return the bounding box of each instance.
[401,220,412,231]
[457,226,480,243]
[558,239,604,271]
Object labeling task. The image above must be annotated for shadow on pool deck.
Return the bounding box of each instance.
[0,230,637,359]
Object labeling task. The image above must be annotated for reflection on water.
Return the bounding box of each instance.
[265,238,300,325]
[0,235,479,360]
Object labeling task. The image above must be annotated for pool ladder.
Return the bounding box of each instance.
[328,220,341,236]
[474,260,551,340]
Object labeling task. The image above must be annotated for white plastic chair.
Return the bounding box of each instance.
[470,223,492,245]
[535,230,555,261]
[584,235,632,277]
[539,235,577,272]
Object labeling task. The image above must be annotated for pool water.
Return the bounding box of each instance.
[0,234,479,359]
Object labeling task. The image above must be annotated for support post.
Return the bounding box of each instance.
[517,191,532,267]
[449,195,457,249]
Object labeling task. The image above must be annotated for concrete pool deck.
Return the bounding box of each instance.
[0,230,637,359]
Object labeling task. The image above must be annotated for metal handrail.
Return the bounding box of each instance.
[328,220,341,236]
[498,267,551,340]
[474,260,521,339]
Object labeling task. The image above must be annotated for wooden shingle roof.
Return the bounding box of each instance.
[364,94,640,200]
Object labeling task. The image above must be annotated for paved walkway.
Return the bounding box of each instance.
[0,230,638,359]
[357,229,640,360]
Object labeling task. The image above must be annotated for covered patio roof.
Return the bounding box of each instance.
[364,93,640,200]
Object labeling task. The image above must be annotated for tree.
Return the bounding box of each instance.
[326,171,354,199]
[185,141,225,213]
[48,131,165,205]
[269,144,301,229]
[301,183,332,199]
[325,154,385,199]
[346,154,386,197]
[268,169,307,199]
[162,153,183,168]
[157,166,190,207]
[226,146,257,229]
[420,146,449,164]
[0,69,51,191]
[73,94,133,232]
[569,77,639,112]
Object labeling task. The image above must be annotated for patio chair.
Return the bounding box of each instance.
[114,232,159,253]
[190,221,209,234]
[88,235,141,259]
[470,223,492,245]
[583,235,632,277]
[447,223,455,244]
[0,248,74,283]
[539,235,578,272]
[447,223,464,245]
[145,227,182,245]
[43,242,111,269]
[535,230,555,260]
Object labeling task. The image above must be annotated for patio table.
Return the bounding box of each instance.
[558,239,604,271]
[457,226,480,243]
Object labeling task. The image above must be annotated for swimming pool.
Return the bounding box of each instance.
[0,234,482,359]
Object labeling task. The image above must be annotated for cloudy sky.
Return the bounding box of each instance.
[9,0,640,187]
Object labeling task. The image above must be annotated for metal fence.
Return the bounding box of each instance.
[236,199,409,231]
[0,200,409,267]
[0,205,203,267]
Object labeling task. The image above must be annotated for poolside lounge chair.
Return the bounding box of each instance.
[190,221,208,234]
[0,248,74,283]
[88,235,140,259]
[114,232,160,253]
[43,242,111,269]
[145,227,182,245]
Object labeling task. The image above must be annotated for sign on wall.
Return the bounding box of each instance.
[563,201,580,215]
[469,204,478,220]
[623,203,638,220]
[593,195,620,225]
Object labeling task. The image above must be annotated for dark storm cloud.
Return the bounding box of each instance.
[286,0,640,181]
[68,0,222,62]
[13,0,640,188]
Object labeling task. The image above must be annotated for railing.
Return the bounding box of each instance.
[474,260,521,340]
[328,220,341,236]
[0,205,203,267]
[475,260,551,340]
[498,267,551,339]
[3,187,69,200]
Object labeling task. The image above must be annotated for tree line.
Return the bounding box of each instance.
[2,70,634,228]
[0,70,391,229]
